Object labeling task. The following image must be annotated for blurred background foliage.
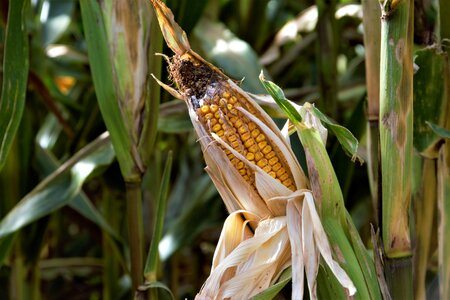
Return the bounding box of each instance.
[0,0,448,299]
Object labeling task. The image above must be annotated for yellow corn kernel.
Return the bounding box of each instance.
[212,124,222,132]
[200,105,210,114]
[282,178,293,187]
[244,138,255,148]
[238,126,247,134]
[210,104,219,112]
[222,91,231,98]
[272,163,282,172]
[257,159,268,168]
[258,141,267,149]
[280,174,290,183]
[248,144,259,153]
[266,151,276,159]
[241,132,251,142]
[255,152,264,161]
[263,165,271,173]
[277,168,286,180]
[228,134,237,142]
[255,134,265,143]
[246,152,255,161]
[251,129,260,138]
[262,145,272,155]
[269,156,279,166]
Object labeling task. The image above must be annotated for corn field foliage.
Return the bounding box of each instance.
[0,0,449,299]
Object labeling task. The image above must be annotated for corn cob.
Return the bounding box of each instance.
[169,54,296,191]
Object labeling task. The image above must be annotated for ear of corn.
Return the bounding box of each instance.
[150,0,357,299]
[168,54,302,193]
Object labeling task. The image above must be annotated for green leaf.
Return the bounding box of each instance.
[250,267,292,300]
[34,142,122,242]
[145,151,173,280]
[80,0,136,180]
[0,0,29,172]
[309,105,362,162]
[68,195,121,242]
[317,263,347,300]
[259,74,361,162]
[259,73,302,123]
[427,122,450,139]
[0,134,114,238]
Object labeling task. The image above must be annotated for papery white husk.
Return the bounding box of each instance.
[197,191,357,300]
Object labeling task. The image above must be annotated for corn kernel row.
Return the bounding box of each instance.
[197,85,295,191]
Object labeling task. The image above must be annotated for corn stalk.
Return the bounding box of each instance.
[361,0,381,212]
[438,1,450,298]
[316,0,338,119]
[378,0,414,298]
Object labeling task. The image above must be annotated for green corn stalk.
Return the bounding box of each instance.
[378,0,414,298]
[361,0,381,212]
[438,4,450,295]
[315,0,338,119]
[437,1,450,298]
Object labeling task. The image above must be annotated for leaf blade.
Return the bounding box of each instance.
[0,0,29,171]
[0,134,114,238]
